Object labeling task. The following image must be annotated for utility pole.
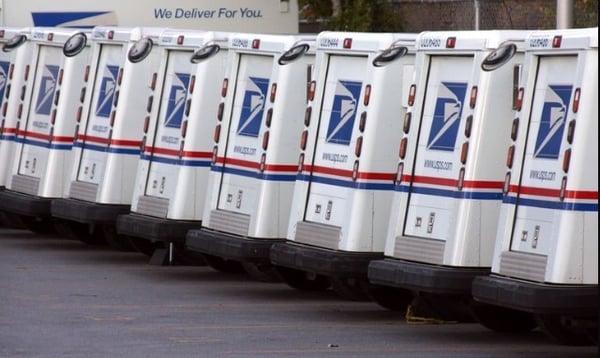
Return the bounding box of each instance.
[556,0,574,29]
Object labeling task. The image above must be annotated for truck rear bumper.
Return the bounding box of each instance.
[472,274,598,317]
[51,198,129,225]
[186,228,282,262]
[0,189,52,217]
[368,258,489,296]
[116,213,200,244]
[270,241,382,278]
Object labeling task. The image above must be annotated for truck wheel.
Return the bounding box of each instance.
[201,254,245,274]
[100,225,134,251]
[536,314,593,346]
[242,262,282,282]
[54,220,103,245]
[330,277,371,301]
[275,266,330,291]
[127,236,155,257]
[21,215,56,235]
[471,302,536,333]
[368,285,413,312]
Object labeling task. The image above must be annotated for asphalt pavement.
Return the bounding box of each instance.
[0,228,596,357]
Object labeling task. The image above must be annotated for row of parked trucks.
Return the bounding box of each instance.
[0,26,597,346]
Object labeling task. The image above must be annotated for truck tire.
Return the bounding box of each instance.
[275,266,330,291]
[100,225,134,252]
[127,236,155,257]
[242,262,282,282]
[201,254,245,274]
[330,277,371,301]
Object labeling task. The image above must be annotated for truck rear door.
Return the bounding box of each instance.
[304,54,365,227]
[144,50,194,199]
[216,54,272,215]
[17,45,62,179]
[403,55,473,240]
[76,44,124,184]
[509,55,577,255]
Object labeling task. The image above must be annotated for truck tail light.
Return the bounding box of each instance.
[503,172,511,194]
[58,69,64,85]
[355,136,363,157]
[464,115,473,138]
[24,65,30,81]
[567,120,576,144]
[359,112,367,132]
[511,118,519,140]
[265,108,273,127]
[300,130,308,150]
[395,163,404,185]
[189,75,196,94]
[343,38,352,49]
[403,113,411,133]
[181,120,188,138]
[2,102,7,117]
[506,145,515,168]
[515,88,524,111]
[559,176,567,201]
[363,85,371,106]
[84,66,90,82]
[297,153,305,173]
[259,153,266,172]
[221,78,229,97]
[47,33,54,41]
[572,88,580,113]
[252,39,260,49]
[177,35,184,45]
[304,107,312,126]
[117,69,123,85]
[469,86,478,109]
[51,109,57,125]
[460,142,469,164]
[213,124,221,143]
[407,85,416,106]
[457,168,465,190]
[140,136,146,152]
[212,146,218,163]
[217,103,224,121]
[352,160,359,181]
[552,35,562,48]
[143,116,150,133]
[446,37,456,48]
[108,30,114,40]
[562,148,571,173]
[8,64,13,80]
[399,137,407,159]
[150,73,157,90]
[75,106,82,122]
[17,103,22,119]
[308,81,316,101]
[270,83,277,103]
[262,131,270,150]
[110,111,116,126]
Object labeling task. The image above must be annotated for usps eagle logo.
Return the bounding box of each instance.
[35,64,60,116]
[427,82,468,151]
[0,61,9,101]
[325,80,362,145]
[95,65,120,118]
[533,84,572,159]
[237,76,270,137]
[164,73,190,129]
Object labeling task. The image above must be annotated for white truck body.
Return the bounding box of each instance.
[490,28,598,285]
[129,30,229,221]
[6,28,91,199]
[0,0,298,34]
[285,32,416,253]
[0,27,31,188]
[384,31,528,268]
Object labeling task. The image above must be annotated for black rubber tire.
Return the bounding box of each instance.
[20,215,56,235]
[368,285,413,312]
[471,302,537,333]
[201,254,245,274]
[54,220,104,245]
[241,262,282,282]
[275,266,331,291]
[331,277,371,301]
[100,225,134,252]
[536,314,594,346]
[127,236,156,257]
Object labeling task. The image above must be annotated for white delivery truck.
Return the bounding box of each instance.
[269,32,417,299]
[367,31,531,320]
[472,28,598,345]
[0,0,298,34]
[0,27,30,226]
[50,27,164,249]
[0,28,91,233]
[116,30,229,261]
[185,33,315,280]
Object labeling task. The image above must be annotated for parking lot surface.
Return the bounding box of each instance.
[0,228,596,357]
